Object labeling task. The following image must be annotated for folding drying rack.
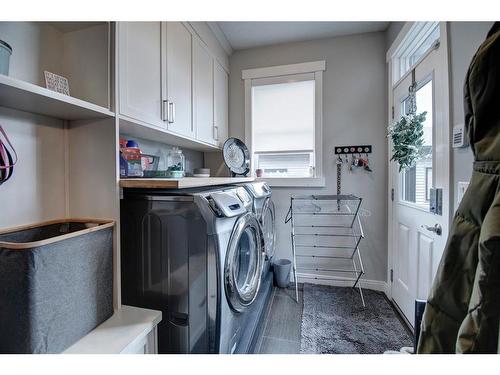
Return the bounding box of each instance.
[286,194,366,306]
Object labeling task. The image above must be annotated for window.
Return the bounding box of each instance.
[390,22,440,84]
[242,61,325,186]
[252,79,315,178]
[402,166,417,203]
[400,78,433,208]
[425,167,432,201]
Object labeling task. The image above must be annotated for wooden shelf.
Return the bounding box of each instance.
[120,176,255,189]
[119,115,222,152]
[0,74,115,120]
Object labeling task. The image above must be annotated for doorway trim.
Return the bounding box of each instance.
[385,22,452,300]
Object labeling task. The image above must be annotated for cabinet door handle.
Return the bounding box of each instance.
[213,124,219,141]
[162,100,169,122]
[168,102,175,124]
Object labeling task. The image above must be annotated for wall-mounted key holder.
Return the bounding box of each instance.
[334,145,373,197]
[334,145,372,154]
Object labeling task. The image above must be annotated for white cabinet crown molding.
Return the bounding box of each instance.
[206,22,233,56]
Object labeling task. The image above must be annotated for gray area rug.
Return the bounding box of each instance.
[301,284,413,354]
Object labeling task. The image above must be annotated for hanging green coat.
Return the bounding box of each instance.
[417,23,500,354]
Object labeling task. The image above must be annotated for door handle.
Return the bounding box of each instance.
[168,101,175,124]
[162,100,169,122]
[421,224,442,236]
[213,124,219,141]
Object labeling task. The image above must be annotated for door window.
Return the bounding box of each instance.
[235,227,258,294]
[261,199,276,259]
[400,78,433,208]
[225,214,262,312]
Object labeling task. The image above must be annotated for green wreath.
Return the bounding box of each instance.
[388,111,427,172]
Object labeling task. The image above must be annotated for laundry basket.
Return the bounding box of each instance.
[0,218,115,353]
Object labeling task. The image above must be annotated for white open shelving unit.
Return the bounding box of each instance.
[0,22,113,110]
[0,74,114,120]
[0,21,121,301]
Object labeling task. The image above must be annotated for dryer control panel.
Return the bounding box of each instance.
[234,187,253,207]
[245,182,272,198]
[208,192,247,218]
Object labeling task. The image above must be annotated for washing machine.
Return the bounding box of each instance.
[120,185,273,354]
[239,182,276,275]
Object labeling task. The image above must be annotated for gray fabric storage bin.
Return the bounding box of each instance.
[0,218,114,353]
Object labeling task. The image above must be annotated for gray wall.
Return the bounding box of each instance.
[0,107,67,229]
[228,32,388,282]
[385,22,404,50]
[448,22,493,210]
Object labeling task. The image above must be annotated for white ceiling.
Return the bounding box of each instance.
[217,22,389,51]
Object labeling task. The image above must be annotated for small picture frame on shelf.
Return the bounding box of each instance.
[44,71,70,96]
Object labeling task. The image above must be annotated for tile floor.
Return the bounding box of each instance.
[254,285,304,354]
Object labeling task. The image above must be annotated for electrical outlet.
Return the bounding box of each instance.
[457,181,469,204]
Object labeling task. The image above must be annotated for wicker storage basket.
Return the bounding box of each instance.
[0,218,114,353]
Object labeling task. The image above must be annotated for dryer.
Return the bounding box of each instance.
[240,182,276,274]
[120,185,272,354]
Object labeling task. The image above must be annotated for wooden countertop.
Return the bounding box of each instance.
[119,176,255,189]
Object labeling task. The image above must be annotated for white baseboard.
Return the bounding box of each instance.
[296,273,389,294]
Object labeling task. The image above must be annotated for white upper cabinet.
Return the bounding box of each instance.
[164,22,193,138]
[118,22,163,128]
[193,38,215,145]
[117,22,228,149]
[214,61,229,147]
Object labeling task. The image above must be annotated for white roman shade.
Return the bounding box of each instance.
[251,79,315,153]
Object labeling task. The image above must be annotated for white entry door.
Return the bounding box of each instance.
[390,38,450,327]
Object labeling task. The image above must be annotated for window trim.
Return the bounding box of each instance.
[387,22,440,85]
[425,166,432,202]
[254,176,326,188]
[242,60,325,80]
[243,61,325,187]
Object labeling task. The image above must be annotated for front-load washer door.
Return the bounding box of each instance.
[260,197,276,261]
[224,213,263,312]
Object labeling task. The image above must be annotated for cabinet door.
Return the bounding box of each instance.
[165,22,194,138]
[193,39,215,145]
[214,61,229,147]
[118,22,163,128]
[120,328,158,354]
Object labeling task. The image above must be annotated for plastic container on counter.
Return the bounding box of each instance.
[166,147,185,178]
[120,139,143,178]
